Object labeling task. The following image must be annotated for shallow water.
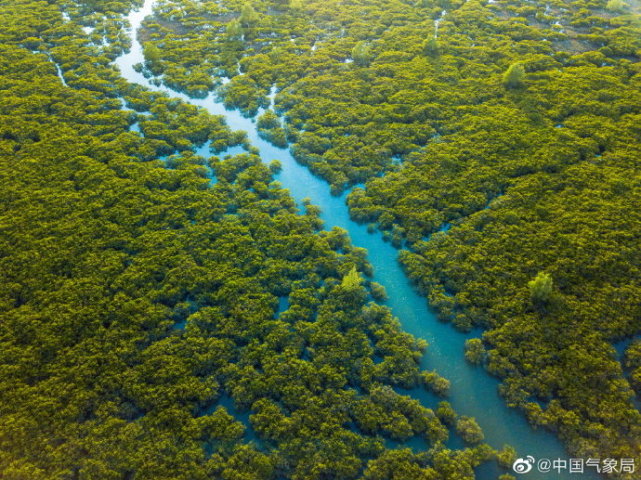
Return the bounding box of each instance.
[112,2,601,478]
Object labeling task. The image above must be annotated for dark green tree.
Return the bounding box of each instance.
[464,339,486,365]
[423,37,440,56]
[352,41,371,66]
[503,62,525,89]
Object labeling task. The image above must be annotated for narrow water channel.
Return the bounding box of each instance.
[113,2,600,478]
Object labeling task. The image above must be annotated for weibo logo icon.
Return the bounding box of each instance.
[513,456,535,474]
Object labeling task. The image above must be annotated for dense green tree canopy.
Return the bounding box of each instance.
[128,0,641,468]
[0,0,500,477]
[2,0,641,476]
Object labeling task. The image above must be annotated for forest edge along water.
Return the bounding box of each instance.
[110,1,603,478]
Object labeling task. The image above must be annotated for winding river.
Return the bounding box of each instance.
[113,2,600,478]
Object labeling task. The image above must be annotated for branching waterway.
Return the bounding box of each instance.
[113,1,600,478]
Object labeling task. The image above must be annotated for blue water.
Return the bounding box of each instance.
[112,2,602,478]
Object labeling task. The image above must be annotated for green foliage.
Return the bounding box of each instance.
[464,339,486,365]
[362,449,437,479]
[341,266,362,290]
[496,445,517,469]
[289,0,303,11]
[269,159,282,173]
[143,43,163,75]
[4,0,641,474]
[421,370,451,397]
[606,0,627,12]
[423,37,440,56]
[226,19,244,39]
[435,401,457,426]
[456,416,484,445]
[624,340,641,394]
[528,271,553,305]
[239,3,259,26]
[257,109,280,129]
[82,0,641,466]
[257,110,288,147]
[503,62,525,89]
[352,41,372,66]
[369,281,388,301]
[0,2,495,476]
